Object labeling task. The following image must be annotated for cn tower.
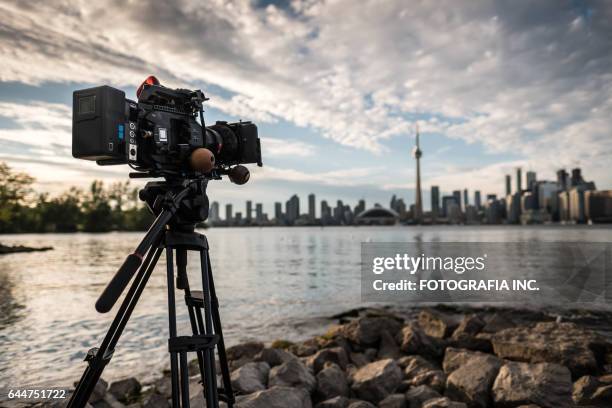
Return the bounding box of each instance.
[413,124,423,223]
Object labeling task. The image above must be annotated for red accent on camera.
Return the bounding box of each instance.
[136,76,160,98]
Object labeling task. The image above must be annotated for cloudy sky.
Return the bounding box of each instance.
[0,0,610,215]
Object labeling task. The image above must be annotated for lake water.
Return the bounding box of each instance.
[1,225,611,388]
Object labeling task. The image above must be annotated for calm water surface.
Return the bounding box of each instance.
[0,225,611,387]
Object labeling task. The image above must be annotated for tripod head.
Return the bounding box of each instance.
[139,179,210,231]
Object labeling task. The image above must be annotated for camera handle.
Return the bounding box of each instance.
[95,184,193,313]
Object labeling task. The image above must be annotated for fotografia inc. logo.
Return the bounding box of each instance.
[372,253,488,275]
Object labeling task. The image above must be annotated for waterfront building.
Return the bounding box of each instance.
[246,200,252,222]
[412,125,423,223]
[308,193,315,221]
[505,175,511,196]
[431,186,440,217]
[225,204,233,222]
[585,190,612,223]
[474,190,481,210]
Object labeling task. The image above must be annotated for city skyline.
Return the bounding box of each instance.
[0,1,610,214]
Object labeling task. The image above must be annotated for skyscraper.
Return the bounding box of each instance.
[516,168,522,194]
[505,174,511,196]
[526,171,536,190]
[412,124,423,222]
[321,200,331,224]
[255,203,263,223]
[209,201,220,222]
[557,169,568,190]
[474,190,482,210]
[274,202,283,222]
[308,193,316,221]
[246,200,252,222]
[285,195,299,224]
[452,190,462,211]
[431,186,440,216]
[463,188,469,208]
[225,204,233,222]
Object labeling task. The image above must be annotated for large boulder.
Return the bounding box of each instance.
[447,316,491,353]
[269,358,317,393]
[444,351,501,408]
[351,359,403,403]
[404,385,441,408]
[451,315,485,338]
[491,322,608,378]
[378,330,401,360]
[231,361,270,394]
[418,310,461,339]
[255,347,297,367]
[108,377,141,403]
[341,316,403,346]
[573,375,612,406]
[235,386,312,408]
[492,361,573,408]
[307,347,349,373]
[316,363,349,401]
[398,325,445,358]
[403,355,446,392]
[227,342,265,370]
[442,348,495,374]
[347,401,376,408]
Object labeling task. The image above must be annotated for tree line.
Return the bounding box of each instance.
[0,162,153,233]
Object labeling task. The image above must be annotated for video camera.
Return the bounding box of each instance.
[72,76,262,183]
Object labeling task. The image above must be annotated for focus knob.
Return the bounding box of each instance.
[190,148,215,173]
[228,165,250,185]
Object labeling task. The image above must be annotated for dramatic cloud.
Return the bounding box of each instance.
[0,0,611,203]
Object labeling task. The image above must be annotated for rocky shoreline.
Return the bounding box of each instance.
[17,305,612,408]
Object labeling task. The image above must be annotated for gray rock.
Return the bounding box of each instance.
[227,342,265,370]
[418,310,460,339]
[403,355,445,393]
[142,393,169,408]
[255,347,297,367]
[379,393,407,408]
[153,375,172,398]
[573,375,612,406]
[378,330,401,360]
[89,378,108,404]
[421,397,467,408]
[445,351,501,408]
[398,325,445,358]
[491,322,608,378]
[405,385,442,408]
[316,363,349,401]
[350,352,370,367]
[315,396,350,408]
[442,348,494,374]
[231,361,270,394]
[342,316,403,346]
[351,358,403,403]
[269,358,317,393]
[481,313,515,333]
[451,315,485,338]
[235,386,312,408]
[492,361,573,408]
[307,347,349,373]
[108,378,141,403]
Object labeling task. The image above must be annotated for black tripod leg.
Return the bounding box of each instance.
[200,249,219,408]
[206,256,234,407]
[68,246,163,408]
[176,249,208,403]
[166,248,182,408]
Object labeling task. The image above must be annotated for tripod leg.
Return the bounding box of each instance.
[68,246,163,408]
[200,249,219,408]
[166,248,181,408]
[176,249,208,403]
[206,256,234,407]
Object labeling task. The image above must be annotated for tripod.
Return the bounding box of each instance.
[67,179,234,408]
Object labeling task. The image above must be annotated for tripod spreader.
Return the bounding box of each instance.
[95,183,193,313]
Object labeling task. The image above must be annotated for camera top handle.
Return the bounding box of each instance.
[95,183,193,313]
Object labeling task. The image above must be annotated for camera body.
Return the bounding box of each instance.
[72,81,262,178]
